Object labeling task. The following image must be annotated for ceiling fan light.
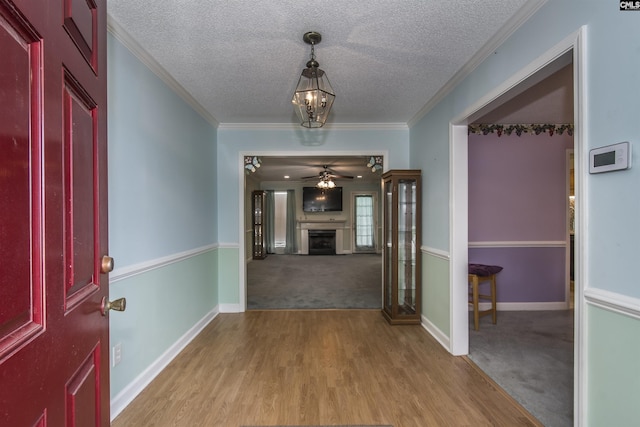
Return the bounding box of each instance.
[316,177,335,189]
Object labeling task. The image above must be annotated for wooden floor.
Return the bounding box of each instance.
[112,310,542,427]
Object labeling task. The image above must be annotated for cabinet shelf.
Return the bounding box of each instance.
[381,169,421,325]
[252,191,267,260]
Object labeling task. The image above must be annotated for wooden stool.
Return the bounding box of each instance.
[468,264,503,331]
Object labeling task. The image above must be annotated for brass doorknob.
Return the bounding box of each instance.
[101,297,126,316]
[101,255,114,273]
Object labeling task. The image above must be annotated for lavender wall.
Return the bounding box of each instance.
[468,132,573,304]
[469,247,566,302]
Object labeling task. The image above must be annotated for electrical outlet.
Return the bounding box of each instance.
[112,343,122,367]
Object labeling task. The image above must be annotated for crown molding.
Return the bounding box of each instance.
[217,122,408,131]
[108,16,405,133]
[407,0,548,128]
[107,14,219,128]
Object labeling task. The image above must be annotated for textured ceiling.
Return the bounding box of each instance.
[107,1,570,182]
[107,0,541,126]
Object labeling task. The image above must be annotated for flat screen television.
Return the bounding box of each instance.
[302,187,343,212]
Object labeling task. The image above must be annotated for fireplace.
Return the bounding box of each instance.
[308,229,336,255]
[298,220,345,255]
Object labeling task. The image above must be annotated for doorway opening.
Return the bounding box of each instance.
[449,28,586,425]
[241,154,386,310]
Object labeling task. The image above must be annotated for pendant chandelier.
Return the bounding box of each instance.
[292,32,336,128]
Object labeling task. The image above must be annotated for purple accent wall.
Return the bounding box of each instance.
[468,132,573,241]
[469,247,566,302]
[468,132,573,303]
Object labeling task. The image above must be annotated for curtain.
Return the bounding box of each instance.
[285,189,297,254]
[265,190,275,253]
[355,195,375,251]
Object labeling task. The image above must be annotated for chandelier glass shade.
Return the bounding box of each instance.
[316,169,336,189]
[317,177,336,189]
[292,32,335,128]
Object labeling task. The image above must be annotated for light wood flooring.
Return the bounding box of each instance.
[112,310,542,427]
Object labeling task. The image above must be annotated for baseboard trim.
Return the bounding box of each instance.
[110,307,220,420]
[469,240,566,248]
[474,301,569,311]
[421,315,450,351]
[219,303,243,313]
[585,288,640,321]
[110,244,217,283]
[500,301,568,311]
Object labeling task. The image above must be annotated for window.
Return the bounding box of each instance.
[274,191,287,249]
[354,194,376,252]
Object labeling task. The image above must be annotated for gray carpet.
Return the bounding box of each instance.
[247,254,382,309]
[468,310,574,427]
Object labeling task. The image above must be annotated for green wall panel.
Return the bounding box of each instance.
[423,253,450,335]
[218,247,240,304]
[587,305,640,425]
[109,250,217,399]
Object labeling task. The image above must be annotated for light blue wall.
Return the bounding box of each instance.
[410,106,452,250]
[107,1,640,422]
[413,0,640,297]
[108,33,218,266]
[216,127,410,305]
[107,33,218,401]
[410,1,640,423]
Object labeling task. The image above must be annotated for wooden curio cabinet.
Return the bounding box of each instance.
[382,170,421,325]
[252,190,267,259]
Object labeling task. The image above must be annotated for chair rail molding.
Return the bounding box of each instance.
[584,288,640,321]
[110,244,218,283]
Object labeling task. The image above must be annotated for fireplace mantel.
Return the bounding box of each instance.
[298,220,346,254]
[299,219,346,229]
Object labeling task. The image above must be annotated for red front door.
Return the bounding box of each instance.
[0,0,110,425]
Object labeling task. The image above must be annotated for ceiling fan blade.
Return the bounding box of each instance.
[301,165,354,181]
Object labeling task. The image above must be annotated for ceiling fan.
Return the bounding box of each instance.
[301,165,354,181]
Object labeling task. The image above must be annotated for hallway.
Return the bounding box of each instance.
[112,310,541,426]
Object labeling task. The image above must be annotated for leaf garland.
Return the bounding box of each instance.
[468,123,573,137]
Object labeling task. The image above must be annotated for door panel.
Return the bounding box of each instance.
[0,0,109,425]
[0,0,45,363]
[64,70,99,306]
[63,0,98,70]
[66,346,101,425]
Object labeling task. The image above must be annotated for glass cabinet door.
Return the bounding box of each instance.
[381,170,421,325]
[384,179,393,314]
[397,178,417,315]
[252,191,267,259]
